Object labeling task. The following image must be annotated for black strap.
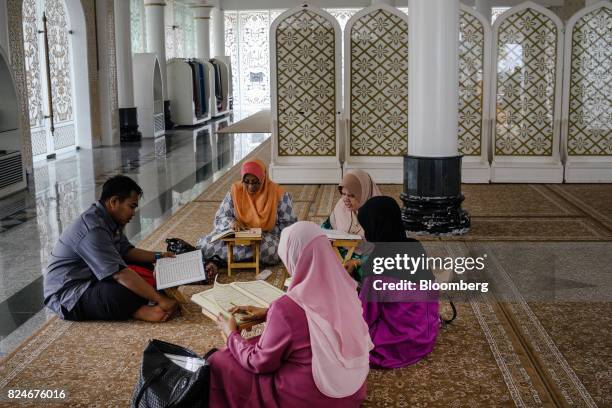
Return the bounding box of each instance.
[441,300,457,326]
[134,366,167,408]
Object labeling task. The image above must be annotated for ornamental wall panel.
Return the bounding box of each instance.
[563,3,612,182]
[274,8,337,157]
[458,5,492,183]
[270,5,342,183]
[348,7,408,157]
[491,3,564,182]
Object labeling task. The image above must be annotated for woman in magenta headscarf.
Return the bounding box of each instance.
[209,221,372,407]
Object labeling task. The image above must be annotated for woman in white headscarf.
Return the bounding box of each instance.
[321,169,382,280]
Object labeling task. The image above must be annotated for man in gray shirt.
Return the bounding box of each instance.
[44,175,178,322]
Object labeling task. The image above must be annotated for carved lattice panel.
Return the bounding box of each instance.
[239,11,272,107]
[22,0,44,128]
[130,0,145,53]
[225,11,239,105]
[53,123,75,149]
[45,0,74,123]
[567,7,612,156]
[349,8,408,156]
[275,9,337,156]
[459,9,485,156]
[495,8,558,156]
[22,0,76,159]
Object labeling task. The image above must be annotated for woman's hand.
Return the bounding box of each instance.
[229,305,268,322]
[231,220,248,231]
[160,251,176,259]
[343,259,361,276]
[216,313,238,337]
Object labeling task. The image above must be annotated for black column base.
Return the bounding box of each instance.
[400,155,470,235]
[164,100,174,130]
[119,107,141,142]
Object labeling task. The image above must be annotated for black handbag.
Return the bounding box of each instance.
[165,238,197,255]
[131,339,217,408]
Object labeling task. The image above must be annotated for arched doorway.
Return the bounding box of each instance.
[22,0,90,161]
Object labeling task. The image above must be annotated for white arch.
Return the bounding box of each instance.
[459,4,493,183]
[562,1,612,182]
[63,0,92,149]
[269,4,343,183]
[490,1,564,183]
[342,4,409,182]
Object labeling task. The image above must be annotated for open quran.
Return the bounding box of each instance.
[210,227,262,243]
[155,250,206,290]
[323,229,361,241]
[191,279,285,326]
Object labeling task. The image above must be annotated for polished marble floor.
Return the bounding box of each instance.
[0,114,268,357]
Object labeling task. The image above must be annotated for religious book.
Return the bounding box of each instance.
[210,227,262,243]
[155,250,206,290]
[191,279,285,325]
[323,228,362,241]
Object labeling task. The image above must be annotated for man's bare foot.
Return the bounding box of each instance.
[133,305,170,322]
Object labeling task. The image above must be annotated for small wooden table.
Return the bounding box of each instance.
[330,239,361,263]
[222,237,262,277]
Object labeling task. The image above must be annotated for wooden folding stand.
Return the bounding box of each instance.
[222,237,262,277]
[330,239,360,263]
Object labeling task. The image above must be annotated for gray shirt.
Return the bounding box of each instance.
[43,201,134,318]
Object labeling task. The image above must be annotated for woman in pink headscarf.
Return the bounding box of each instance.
[322,169,382,280]
[209,221,372,408]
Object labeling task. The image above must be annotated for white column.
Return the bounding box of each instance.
[211,7,225,57]
[145,0,168,99]
[96,0,118,146]
[408,0,459,157]
[114,0,134,108]
[474,0,491,21]
[193,5,213,60]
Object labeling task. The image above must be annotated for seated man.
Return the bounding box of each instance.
[43,175,178,322]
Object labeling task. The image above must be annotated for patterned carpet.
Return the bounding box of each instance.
[1,138,610,407]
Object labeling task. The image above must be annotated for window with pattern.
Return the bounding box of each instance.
[492,7,510,23]
[165,1,195,59]
[130,0,146,54]
[225,8,360,115]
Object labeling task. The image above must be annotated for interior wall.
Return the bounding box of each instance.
[0,46,20,151]
[549,0,585,21]
[0,1,9,53]
[6,0,32,171]
[4,0,105,170]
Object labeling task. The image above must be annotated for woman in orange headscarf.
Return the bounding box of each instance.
[197,159,297,273]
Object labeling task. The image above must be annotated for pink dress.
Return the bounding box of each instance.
[208,295,367,408]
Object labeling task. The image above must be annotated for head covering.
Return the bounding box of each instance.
[231,159,284,231]
[278,221,373,398]
[330,169,381,252]
[241,161,264,181]
[357,196,409,242]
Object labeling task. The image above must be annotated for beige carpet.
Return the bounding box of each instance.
[216,109,271,134]
[1,140,610,406]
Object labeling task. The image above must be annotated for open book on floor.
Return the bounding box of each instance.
[323,229,362,241]
[210,227,262,243]
[155,250,206,290]
[191,279,285,326]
